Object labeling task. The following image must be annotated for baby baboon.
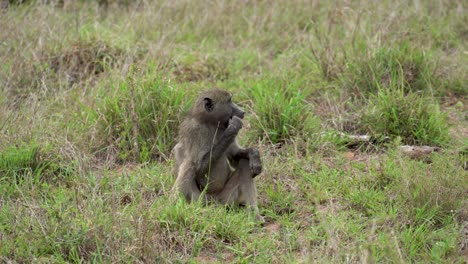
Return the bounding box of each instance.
[173,89,264,221]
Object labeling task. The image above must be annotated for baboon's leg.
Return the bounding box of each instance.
[238,176,262,221]
[217,159,264,221]
[172,162,201,201]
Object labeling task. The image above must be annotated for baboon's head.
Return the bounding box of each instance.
[193,89,244,128]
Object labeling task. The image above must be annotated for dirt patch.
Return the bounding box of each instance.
[317,198,343,217]
[193,250,234,263]
[343,151,355,160]
[193,254,220,263]
[265,222,281,234]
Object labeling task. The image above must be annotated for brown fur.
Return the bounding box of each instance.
[172,89,263,221]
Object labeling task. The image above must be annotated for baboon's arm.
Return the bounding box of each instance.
[195,128,238,177]
[194,116,243,177]
[228,143,262,177]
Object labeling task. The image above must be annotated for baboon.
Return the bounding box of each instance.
[173,89,264,221]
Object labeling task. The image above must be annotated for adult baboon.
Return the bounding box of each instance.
[172,89,264,221]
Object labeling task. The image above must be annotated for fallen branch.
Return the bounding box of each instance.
[326,132,445,158]
[335,132,389,147]
[398,145,441,159]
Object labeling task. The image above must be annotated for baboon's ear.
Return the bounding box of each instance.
[204,97,214,112]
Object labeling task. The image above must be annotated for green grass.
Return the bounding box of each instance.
[0,0,467,263]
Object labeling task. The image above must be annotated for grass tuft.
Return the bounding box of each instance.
[172,52,230,83]
[359,87,450,146]
[246,77,320,144]
[0,144,40,178]
[44,38,124,85]
[94,66,191,162]
[347,44,437,96]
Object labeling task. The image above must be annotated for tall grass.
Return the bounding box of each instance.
[94,66,191,162]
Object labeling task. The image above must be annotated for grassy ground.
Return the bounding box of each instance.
[0,0,467,263]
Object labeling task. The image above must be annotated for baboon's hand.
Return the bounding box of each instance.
[226,116,243,135]
[248,148,262,177]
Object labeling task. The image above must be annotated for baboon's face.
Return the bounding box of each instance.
[199,89,244,128]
